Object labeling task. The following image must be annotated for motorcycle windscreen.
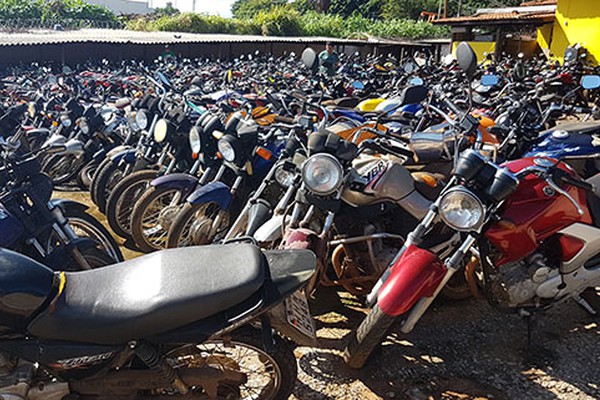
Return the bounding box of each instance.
[378,245,446,316]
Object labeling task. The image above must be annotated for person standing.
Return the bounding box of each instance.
[319,42,340,76]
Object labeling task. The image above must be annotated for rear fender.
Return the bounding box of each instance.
[151,173,199,198]
[186,181,232,209]
[378,245,446,316]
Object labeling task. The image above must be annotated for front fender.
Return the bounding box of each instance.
[377,245,446,316]
[151,173,199,198]
[110,148,137,164]
[50,199,88,214]
[186,181,232,209]
[106,144,130,158]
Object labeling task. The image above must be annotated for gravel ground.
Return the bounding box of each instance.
[56,190,600,400]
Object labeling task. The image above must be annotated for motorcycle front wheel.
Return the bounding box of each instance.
[91,158,127,214]
[64,208,123,262]
[106,169,158,240]
[343,304,397,369]
[42,153,85,186]
[166,202,230,248]
[155,327,297,400]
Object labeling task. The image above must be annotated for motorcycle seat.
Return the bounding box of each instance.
[28,244,265,345]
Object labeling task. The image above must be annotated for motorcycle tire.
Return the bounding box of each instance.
[160,327,297,400]
[106,169,159,240]
[64,245,117,272]
[41,153,85,186]
[63,208,124,262]
[166,202,229,249]
[130,186,183,253]
[92,159,126,214]
[90,156,112,206]
[343,304,397,369]
[76,161,98,191]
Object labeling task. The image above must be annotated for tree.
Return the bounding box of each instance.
[231,0,287,19]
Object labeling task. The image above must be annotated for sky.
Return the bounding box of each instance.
[148,0,236,17]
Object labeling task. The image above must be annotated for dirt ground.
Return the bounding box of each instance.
[56,190,600,400]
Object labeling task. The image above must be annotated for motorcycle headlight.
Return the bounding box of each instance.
[275,164,296,188]
[217,136,236,162]
[439,187,485,232]
[302,153,343,195]
[61,115,72,128]
[154,119,168,143]
[135,110,148,130]
[189,126,202,154]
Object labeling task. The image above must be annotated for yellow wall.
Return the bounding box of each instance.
[546,0,600,65]
[452,41,496,62]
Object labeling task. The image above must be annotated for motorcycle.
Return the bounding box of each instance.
[0,243,317,399]
[343,43,600,368]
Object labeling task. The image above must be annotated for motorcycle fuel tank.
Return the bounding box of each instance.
[343,154,431,219]
[0,249,55,337]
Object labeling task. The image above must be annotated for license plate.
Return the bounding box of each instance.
[284,290,316,338]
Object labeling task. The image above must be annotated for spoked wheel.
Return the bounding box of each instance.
[76,161,98,190]
[166,202,230,248]
[106,170,158,240]
[91,159,127,213]
[64,210,123,262]
[42,153,85,186]
[130,187,183,253]
[150,328,296,400]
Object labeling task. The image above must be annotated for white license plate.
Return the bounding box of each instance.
[284,290,316,338]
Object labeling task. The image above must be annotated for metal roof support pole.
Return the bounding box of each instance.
[61,43,65,65]
[494,26,502,60]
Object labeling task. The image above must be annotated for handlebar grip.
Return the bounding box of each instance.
[555,170,594,192]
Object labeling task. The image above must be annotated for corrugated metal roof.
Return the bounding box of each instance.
[0,29,432,47]
[520,0,556,6]
[434,11,555,24]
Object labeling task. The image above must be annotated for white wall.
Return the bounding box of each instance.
[86,0,153,14]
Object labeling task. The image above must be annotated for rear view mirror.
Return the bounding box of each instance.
[581,75,600,90]
[456,42,477,78]
[403,62,415,74]
[301,48,317,70]
[481,74,499,86]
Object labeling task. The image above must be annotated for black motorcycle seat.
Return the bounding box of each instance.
[28,244,265,345]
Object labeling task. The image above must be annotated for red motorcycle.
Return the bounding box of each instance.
[344,147,600,368]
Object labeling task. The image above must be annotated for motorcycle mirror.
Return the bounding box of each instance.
[456,42,477,78]
[403,62,415,74]
[290,51,296,58]
[581,75,600,90]
[481,74,499,86]
[301,48,317,70]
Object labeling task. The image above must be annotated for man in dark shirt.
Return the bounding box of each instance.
[319,42,340,76]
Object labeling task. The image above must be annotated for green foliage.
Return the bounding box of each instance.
[254,6,303,36]
[153,1,179,17]
[382,0,439,20]
[127,9,448,40]
[0,0,117,22]
[231,0,288,19]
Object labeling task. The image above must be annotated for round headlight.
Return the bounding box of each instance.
[135,110,148,130]
[275,165,296,188]
[154,119,168,143]
[302,153,344,195]
[439,187,485,232]
[189,126,202,154]
[218,137,236,162]
[61,116,72,128]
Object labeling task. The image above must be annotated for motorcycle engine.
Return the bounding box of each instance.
[0,351,32,399]
[491,252,559,307]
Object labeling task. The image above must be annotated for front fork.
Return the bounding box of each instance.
[49,203,92,270]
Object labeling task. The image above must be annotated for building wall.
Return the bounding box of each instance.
[86,0,153,14]
[538,0,600,64]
